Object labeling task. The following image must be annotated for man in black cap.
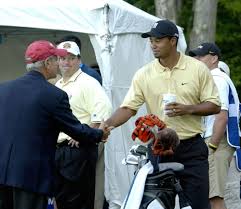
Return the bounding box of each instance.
[141,19,179,39]
[105,19,221,209]
[189,43,237,209]
[189,42,221,59]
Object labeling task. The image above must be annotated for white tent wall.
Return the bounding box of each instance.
[0,0,187,208]
[90,33,155,207]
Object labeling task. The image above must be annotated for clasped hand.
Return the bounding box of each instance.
[68,121,114,148]
[99,120,114,142]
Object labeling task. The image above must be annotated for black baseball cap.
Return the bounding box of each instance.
[141,19,179,39]
[189,42,221,59]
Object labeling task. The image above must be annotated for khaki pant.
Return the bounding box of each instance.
[205,136,234,198]
[94,142,105,209]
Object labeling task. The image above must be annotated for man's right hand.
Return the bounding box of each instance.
[99,120,114,142]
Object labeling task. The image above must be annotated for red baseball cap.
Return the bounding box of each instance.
[25,40,67,63]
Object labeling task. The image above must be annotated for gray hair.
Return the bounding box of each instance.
[26,61,45,72]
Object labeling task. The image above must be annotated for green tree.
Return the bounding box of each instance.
[125,0,241,96]
[216,0,241,95]
[126,0,155,15]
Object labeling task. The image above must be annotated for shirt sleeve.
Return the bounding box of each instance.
[198,64,221,106]
[121,71,145,110]
[213,76,229,110]
[82,80,112,123]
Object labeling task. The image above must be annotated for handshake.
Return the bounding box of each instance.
[68,120,114,148]
[98,120,114,142]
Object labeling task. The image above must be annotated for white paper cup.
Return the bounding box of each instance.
[163,93,176,114]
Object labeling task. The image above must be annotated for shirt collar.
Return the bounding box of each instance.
[211,67,221,74]
[59,69,82,85]
[155,52,186,72]
[173,53,186,70]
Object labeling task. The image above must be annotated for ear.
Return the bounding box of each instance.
[211,55,219,64]
[44,58,50,68]
[170,37,177,46]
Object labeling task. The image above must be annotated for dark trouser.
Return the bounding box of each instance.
[0,184,47,209]
[161,135,210,209]
[54,141,98,209]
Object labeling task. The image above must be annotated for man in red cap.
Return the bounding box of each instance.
[0,40,111,209]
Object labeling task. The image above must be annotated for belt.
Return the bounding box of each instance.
[56,140,69,148]
[180,134,202,142]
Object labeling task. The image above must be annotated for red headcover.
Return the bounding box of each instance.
[132,114,179,156]
[131,114,166,142]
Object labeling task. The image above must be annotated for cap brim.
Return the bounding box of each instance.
[141,32,152,38]
[54,48,68,57]
[141,31,166,39]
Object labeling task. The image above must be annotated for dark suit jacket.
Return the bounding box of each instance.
[0,70,103,195]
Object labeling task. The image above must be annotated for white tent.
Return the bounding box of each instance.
[0,0,187,208]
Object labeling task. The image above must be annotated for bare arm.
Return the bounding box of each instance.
[210,110,228,147]
[165,101,220,117]
[185,102,220,115]
[105,107,136,127]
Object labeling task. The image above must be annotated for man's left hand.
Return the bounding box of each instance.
[165,102,190,117]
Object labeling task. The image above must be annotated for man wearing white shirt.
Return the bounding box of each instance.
[189,43,235,209]
[54,41,112,209]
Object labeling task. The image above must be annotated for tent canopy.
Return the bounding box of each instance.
[0,0,186,47]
